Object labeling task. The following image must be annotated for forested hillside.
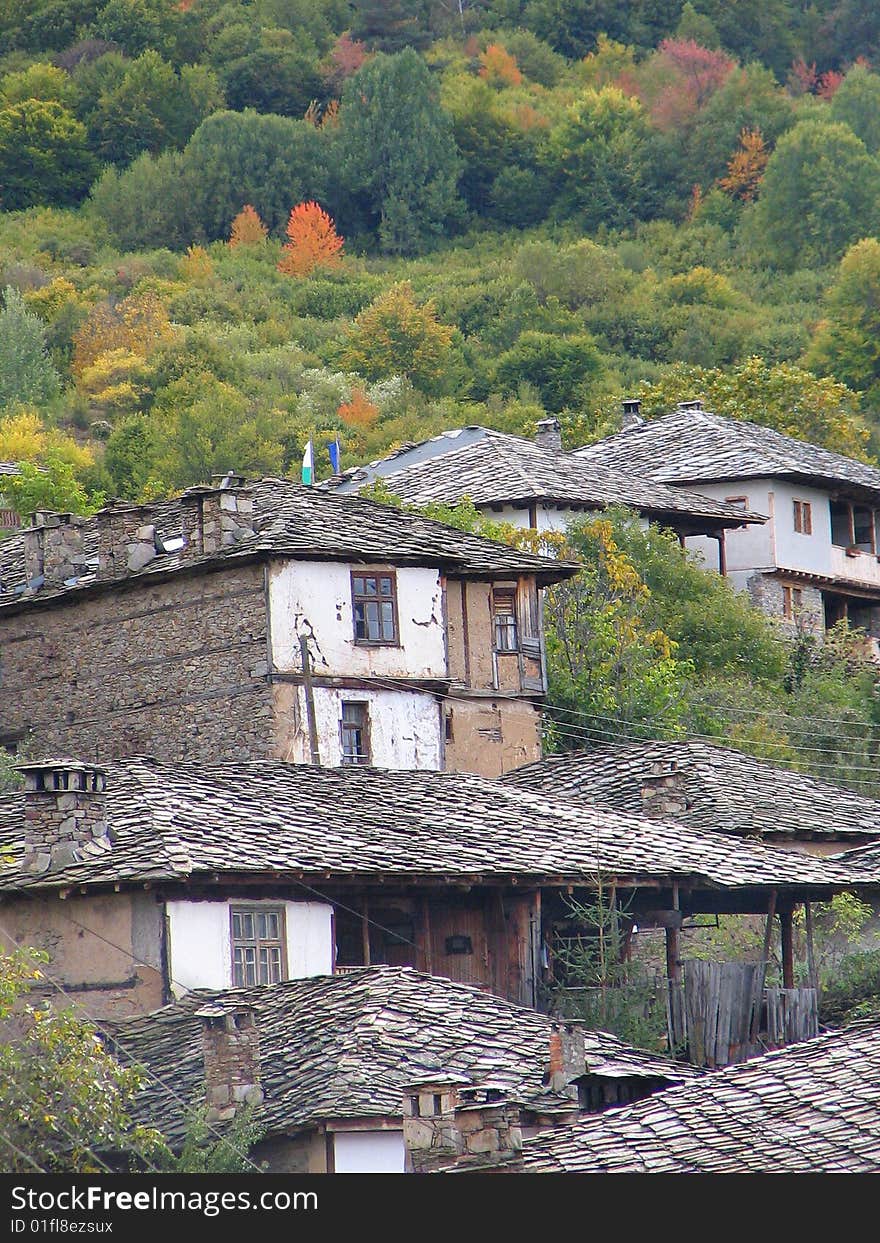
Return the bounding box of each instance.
[2,0,880,507]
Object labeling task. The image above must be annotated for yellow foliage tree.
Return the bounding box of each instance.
[228,204,269,248]
[0,409,93,471]
[342,282,455,391]
[72,293,173,379]
[178,244,214,286]
[22,277,80,322]
[277,201,344,277]
[719,127,769,202]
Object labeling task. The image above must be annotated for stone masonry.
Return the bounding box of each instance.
[22,512,89,587]
[0,563,274,761]
[19,760,112,874]
[641,762,688,818]
[403,1077,523,1171]
[747,572,824,636]
[198,1004,264,1123]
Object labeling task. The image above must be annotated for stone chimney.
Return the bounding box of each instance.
[620,398,643,430]
[534,417,562,452]
[18,760,111,874]
[21,511,88,589]
[547,1021,587,1094]
[181,474,255,558]
[641,760,688,818]
[95,502,163,578]
[197,1003,264,1124]
[676,399,704,413]
[403,1077,522,1171]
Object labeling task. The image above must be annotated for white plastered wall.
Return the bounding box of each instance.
[333,1131,405,1174]
[165,899,333,997]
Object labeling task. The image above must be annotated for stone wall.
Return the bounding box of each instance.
[747,572,824,635]
[0,563,274,761]
[199,1006,263,1122]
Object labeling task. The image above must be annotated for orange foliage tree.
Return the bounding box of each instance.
[479,44,522,87]
[338,387,379,429]
[719,127,769,202]
[229,205,269,248]
[277,201,344,277]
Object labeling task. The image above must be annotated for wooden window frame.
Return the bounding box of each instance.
[230,904,287,987]
[492,585,519,653]
[340,700,371,766]
[793,499,812,535]
[782,585,803,620]
[351,569,399,646]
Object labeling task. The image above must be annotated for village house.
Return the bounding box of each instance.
[0,756,859,1047]
[502,740,880,857]
[575,401,880,641]
[460,1021,880,1174]
[324,421,764,564]
[0,475,573,776]
[103,968,697,1174]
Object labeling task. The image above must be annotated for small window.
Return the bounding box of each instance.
[230,906,286,987]
[340,701,371,765]
[782,586,803,620]
[724,495,749,510]
[352,571,398,644]
[793,500,812,535]
[831,500,853,548]
[493,587,518,652]
[853,506,875,552]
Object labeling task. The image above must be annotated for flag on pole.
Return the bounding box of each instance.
[301,440,314,486]
[328,439,341,475]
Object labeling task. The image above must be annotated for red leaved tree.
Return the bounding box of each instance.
[229,205,268,248]
[277,202,345,277]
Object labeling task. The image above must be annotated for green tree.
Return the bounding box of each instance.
[750,119,880,271]
[0,98,96,209]
[339,49,462,254]
[495,331,603,411]
[0,947,163,1173]
[350,0,432,52]
[3,458,101,519]
[0,287,60,410]
[829,64,880,156]
[88,149,197,250]
[182,109,329,239]
[806,238,880,409]
[88,50,223,164]
[543,87,656,229]
[222,47,323,118]
[342,282,456,391]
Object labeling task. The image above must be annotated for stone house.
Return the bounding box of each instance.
[0,475,574,776]
[0,756,856,1022]
[575,401,880,641]
[502,740,880,857]
[105,967,697,1174]
[326,422,763,564]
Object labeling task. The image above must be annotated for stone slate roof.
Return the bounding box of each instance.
[105,967,695,1142]
[511,1022,880,1173]
[325,427,764,528]
[0,462,20,477]
[501,742,880,843]
[0,476,572,608]
[574,409,880,498]
[0,757,859,895]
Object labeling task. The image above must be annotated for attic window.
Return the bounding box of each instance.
[352,571,398,644]
[493,588,518,652]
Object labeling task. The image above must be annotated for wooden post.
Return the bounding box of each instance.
[805,901,817,992]
[361,893,371,967]
[717,531,727,576]
[780,909,795,990]
[299,634,321,765]
[420,896,433,975]
[665,883,681,984]
[749,888,777,1043]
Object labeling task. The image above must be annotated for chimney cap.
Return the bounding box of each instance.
[211,471,248,490]
[17,758,107,793]
[403,1071,471,1092]
[676,399,704,412]
[621,398,642,414]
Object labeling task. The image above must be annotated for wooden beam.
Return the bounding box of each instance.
[361,893,371,967]
[749,888,777,1043]
[805,901,817,992]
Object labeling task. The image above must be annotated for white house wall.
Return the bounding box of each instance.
[333,1131,405,1174]
[165,899,333,997]
[268,559,446,679]
[682,479,775,575]
[493,504,650,535]
[274,683,442,770]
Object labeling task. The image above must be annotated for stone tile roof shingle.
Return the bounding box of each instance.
[0,476,573,607]
[501,742,880,842]
[574,409,880,496]
[0,758,859,893]
[326,427,764,526]
[105,967,695,1142]
[512,1022,880,1172]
